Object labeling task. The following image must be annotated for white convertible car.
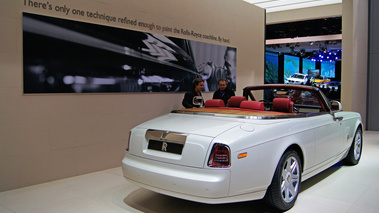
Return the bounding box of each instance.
[122,84,363,211]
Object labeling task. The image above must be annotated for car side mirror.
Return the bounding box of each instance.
[330,100,342,111]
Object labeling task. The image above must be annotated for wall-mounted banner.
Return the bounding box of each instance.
[23,13,236,93]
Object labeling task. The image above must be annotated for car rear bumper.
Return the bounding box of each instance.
[122,152,231,200]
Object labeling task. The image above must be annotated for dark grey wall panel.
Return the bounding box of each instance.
[367,0,379,130]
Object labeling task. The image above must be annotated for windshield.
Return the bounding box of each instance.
[291,74,305,79]
[313,76,324,80]
[246,86,328,113]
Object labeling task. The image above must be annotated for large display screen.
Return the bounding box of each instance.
[321,61,336,78]
[284,55,299,79]
[302,58,316,73]
[23,13,236,93]
[265,52,279,83]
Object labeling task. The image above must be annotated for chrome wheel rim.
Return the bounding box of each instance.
[281,156,300,203]
[354,131,362,160]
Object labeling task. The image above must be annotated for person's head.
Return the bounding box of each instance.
[224,47,236,67]
[193,78,204,92]
[218,78,228,92]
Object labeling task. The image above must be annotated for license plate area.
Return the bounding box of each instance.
[145,129,187,155]
[147,139,183,155]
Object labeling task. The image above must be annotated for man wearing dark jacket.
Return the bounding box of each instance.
[212,78,235,106]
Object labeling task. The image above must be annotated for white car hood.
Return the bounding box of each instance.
[138,113,244,137]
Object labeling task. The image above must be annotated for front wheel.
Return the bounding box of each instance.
[343,128,363,165]
[264,150,302,211]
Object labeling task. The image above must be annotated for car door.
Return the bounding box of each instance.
[312,113,344,165]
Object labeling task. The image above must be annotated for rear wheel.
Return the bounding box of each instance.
[343,128,363,165]
[264,150,302,211]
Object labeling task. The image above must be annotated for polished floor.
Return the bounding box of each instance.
[1,131,378,213]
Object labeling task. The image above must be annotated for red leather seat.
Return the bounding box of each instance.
[204,99,225,108]
[240,100,265,111]
[227,96,246,107]
[273,98,294,113]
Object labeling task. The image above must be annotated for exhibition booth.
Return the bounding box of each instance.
[0,0,378,212]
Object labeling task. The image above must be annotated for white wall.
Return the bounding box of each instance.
[0,0,265,191]
[266,3,342,24]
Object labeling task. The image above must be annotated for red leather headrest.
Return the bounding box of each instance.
[205,99,225,107]
[240,100,264,110]
[227,96,246,107]
[273,98,294,113]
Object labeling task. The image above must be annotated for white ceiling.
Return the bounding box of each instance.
[243,0,343,53]
[244,0,342,13]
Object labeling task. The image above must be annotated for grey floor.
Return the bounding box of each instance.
[1,131,378,213]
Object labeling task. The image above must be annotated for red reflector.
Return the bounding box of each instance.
[208,143,230,168]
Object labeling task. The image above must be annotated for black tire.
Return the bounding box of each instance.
[343,128,363,165]
[264,150,302,211]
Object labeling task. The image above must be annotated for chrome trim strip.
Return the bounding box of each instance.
[145,129,188,145]
[171,110,329,120]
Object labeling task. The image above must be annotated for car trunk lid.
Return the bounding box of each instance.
[129,113,244,168]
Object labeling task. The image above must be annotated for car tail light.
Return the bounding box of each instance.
[208,143,231,168]
[126,131,131,152]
